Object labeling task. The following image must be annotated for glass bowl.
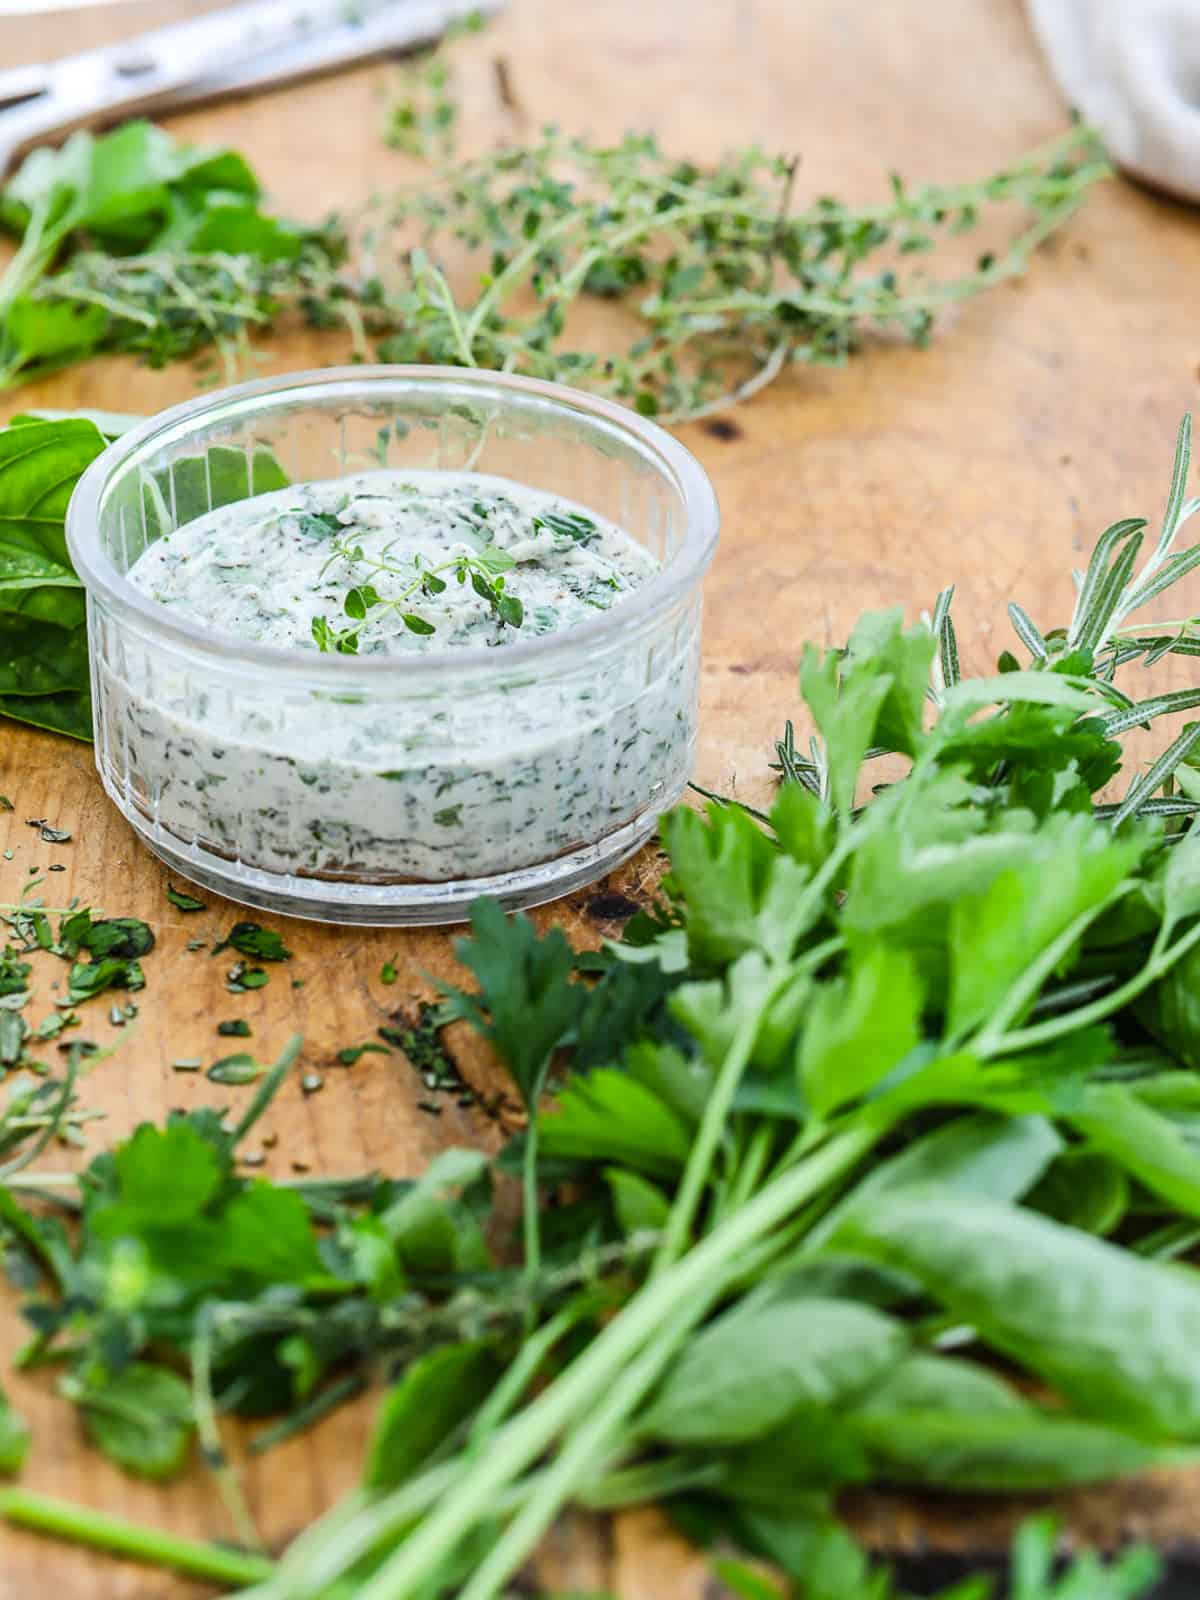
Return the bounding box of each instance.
[66,367,720,925]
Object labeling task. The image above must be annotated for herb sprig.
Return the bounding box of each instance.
[370,121,1109,420]
[310,542,522,653]
[3,422,1200,1600]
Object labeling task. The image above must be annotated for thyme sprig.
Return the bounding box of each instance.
[369,121,1109,420]
[310,542,522,653]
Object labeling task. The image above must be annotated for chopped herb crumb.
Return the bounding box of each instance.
[218,1019,251,1037]
[171,1058,202,1072]
[167,884,207,912]
[207,1053,265,1086]
[27,821,70,844]
[301,1072,324,1096]
[380,958,398,985]
[227,963,269,993]
[335,1043,389,1065]
[380,1003,467,1099]
[214,922,292,961]
[0,796,12,811]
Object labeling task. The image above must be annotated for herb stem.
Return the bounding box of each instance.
[339,1125,876,1600]
[652,982,775,1273]
[0,1488,274,1586]
[192,1312,264,1554]
[966,886,1133,1055]
[521,1106,542,1329]
[987,917,1200,1057]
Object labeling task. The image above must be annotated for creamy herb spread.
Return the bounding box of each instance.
[130,471,655,655]
[108,471,692,886]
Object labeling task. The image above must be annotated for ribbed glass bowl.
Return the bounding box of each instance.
[65,367,720,924]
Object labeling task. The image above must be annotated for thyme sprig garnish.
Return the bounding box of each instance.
[310,541,522,654]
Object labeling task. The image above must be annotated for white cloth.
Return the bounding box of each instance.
[1028,0,1200,201]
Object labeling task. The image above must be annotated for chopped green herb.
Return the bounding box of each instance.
[335,1043,389,1066]
[206,1054,266,1086]
[217,1020,251,1038]
[166,885,207,913]
[226,963,269,994]
[214,922,291,962]
[380,958,398,985]
[170,1059,202,1073]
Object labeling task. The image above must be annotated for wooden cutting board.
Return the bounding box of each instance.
[4,0,1200,1593]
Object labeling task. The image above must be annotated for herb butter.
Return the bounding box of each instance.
[107,470,693,886]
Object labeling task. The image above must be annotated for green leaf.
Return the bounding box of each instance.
[1068,1083,1200,1218]
[1163,825,1200,937]
[71,1363,194,1480]
[860,1351,1028,1417]
[939,671,1099,720]
[768,779,833,872]
[1,296,109,380]
[206,1053,266,1086]
[166,884,206,913]
[441,900,581,1108]
[799,641,893,817]
[0,615,89,699]
[0,417,105,569]
[217,1185,326,1285]
[644,1297,908,1445]
[111,1123,223,1224]
[537,1068,692,1178]
[671,953,806,1071]
[945,814,1145,1039]
[364,1342,497,1490]
[811,1113,1061,1246]
[214,921,291,961]
[66,956,144,1003]
[841,607,935,757]
[0,688,91,739]
[379,1148,490,1276]
[660,804,817,967]
[1137,941,1200,1066]
[1025,1147,1128,1236]
[836,1190,1200,1439]
[849,1407,1164,1492]
[604,1167,671,1236]
[800,940,923,1116]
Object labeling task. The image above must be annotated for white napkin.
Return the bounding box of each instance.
[1028,0,1200,201]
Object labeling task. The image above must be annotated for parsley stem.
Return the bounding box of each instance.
[0,1489,274,1586]
[964,886,1133,1056]
[344,1125,876,1600]
[986,916,1200,1058]
[652,988,770,1274]
[521,1107,542,1329]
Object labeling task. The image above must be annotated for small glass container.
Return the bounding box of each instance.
[66,367,720,925]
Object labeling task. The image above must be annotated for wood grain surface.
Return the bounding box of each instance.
[4,0,1200,1592]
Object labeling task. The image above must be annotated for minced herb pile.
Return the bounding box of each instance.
[3,420,1200,1596]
